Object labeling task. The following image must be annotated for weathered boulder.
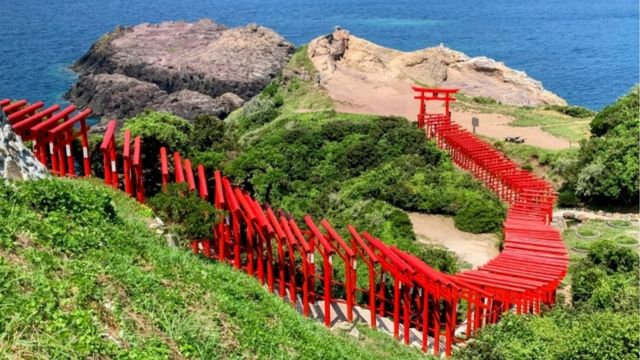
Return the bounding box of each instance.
[309,30,566,107]
[0,111,48,180]
[66,19,294,121]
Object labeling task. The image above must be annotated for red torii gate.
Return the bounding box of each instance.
[412,86,458,129]
[2,100,93,178]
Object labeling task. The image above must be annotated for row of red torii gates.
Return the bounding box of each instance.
[1,88,567,357]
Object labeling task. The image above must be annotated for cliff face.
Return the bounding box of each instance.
[66,19,294,121]
[309,30,566,107]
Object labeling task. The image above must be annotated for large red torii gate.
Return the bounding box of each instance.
[412,86,458,129]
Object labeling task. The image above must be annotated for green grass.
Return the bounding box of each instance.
[0,178,430,359]
[278,45,334,114]
[562,220,639,254]
[452,95,592,142]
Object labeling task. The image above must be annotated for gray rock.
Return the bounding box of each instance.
[68,74,245,122]
[562,212,576,220]
[575,214,588,222]
[0,120,48,181]
[66,19,294,121]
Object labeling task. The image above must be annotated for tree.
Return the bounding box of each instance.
[557,86,639,206]
[590,86,639,136]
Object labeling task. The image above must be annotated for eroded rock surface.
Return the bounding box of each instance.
[66,19,294,121]
[0,111,48,180]
[309,30,566,106]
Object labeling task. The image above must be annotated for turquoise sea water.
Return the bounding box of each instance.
[0,0,637,109]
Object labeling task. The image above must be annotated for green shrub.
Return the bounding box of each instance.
[454,196,505,234]
[571,261,608,303]
[587,239,639,273]
[587,274,640,312]
[557,185,580,207]
[590,85,639,136]
[557,87,639,206]
[123,111,194,195]
[191,114,225,152]
[124,111,193,152]
[544,104,595,118]
[233,96,281,132]
[148,183,222,243]
[570,240,639,312]
[456,310,640,360]
[472,96,499,105]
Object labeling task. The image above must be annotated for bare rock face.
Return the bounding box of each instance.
[309,30,566,107]
[66,73,243,122]
[0,111,48,181]
[66,19,294,120]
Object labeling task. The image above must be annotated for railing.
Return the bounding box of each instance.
[1,92,568,357]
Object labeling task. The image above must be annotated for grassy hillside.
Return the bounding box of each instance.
[0,178,429,359]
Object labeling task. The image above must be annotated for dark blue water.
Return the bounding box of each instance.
[1,0,637,110]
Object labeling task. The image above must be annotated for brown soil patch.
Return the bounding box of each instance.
[321,67,569,149]
[409,213,499,269]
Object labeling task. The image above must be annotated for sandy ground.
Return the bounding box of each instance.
[408,213,499,269]
[324,63,570,150]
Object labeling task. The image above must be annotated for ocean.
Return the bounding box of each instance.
[0,0,637,110]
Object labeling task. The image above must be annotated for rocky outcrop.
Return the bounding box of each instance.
[309,30,566,106]
[0,111,48,180]
[66,19,294,120]
[66,73,244,121]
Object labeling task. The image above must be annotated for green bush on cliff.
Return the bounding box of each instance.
[590,86,639,136]
[124,110,193,152]
[122,111,195,194]
[554,86,639,207]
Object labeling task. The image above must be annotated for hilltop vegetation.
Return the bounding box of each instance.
[555,86,639,207]
[0,178,429,359]
[115,47,506,278]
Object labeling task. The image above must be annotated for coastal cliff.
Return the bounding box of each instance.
[309,30,566,107]
[66,19,294,121]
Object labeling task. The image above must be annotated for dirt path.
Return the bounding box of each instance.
[323,63,570,150]
[408,213,499,269]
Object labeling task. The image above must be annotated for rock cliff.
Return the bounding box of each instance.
[309,30,566,107]
[66,19,294,121]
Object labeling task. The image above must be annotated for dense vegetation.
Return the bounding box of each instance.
[117,47,505,275]
[456,240,640,359]
[122,108,505,272]
[148,183,221,242]
[555,86,639,207]
[0,178,429,359]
